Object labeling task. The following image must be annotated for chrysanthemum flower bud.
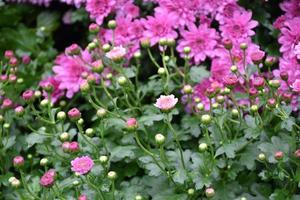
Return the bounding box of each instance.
[89,23,99,34]
[68,108,81,121]
[199,143,208,152]
[294,149,300,158]
[62,142,70,152]
[212,103,219,109]
[223,87,231,95]
[223,38,233,50]
[183,46,191,54]
[34,90,42,98]
[107,171,117,180]
[69,141,79,152]
[205,187,215,198]
[77,118,84,125]
[163,56,170,62]
[267,98,276,108]
[15,106,25,117]
[97,108,107,118]
[166,38,175,47]
[282,92,292,103]
[102,43,111,52]
[258,153,266,161]
[40,158,49,166]
[251,50,265,64]
[87,42,97,51]
[159,38,167,46]
[92,60,104,73]
[106,46,126,62]
[118,76,127,86]
[106,73,113,80]
[59,132,70,141]
[158,67,166,75]
[108,20,117,29]
[216,95,225,104]
[65,44,80,56]
[9,57,18,67]
[253,77,265,89]
[223,74,238,88]
[231,109,239,117]
[3,123,10,129]
[85,128,94,137]
[240,42,248,50]
[40,99,50,107]
[250,105,258,113]
[269,79,281,89]
[2,98,13,109]
[59,100,66,107]
[230,65,238,73]
[187,188,195,196]
[126,118,138,131]
[42,82,54,93]
[201,114,212,125]
[4,50,14,59]
[17,78,24,84]
[27,154,33,159]
[22,90,35,103]
[183,85,193,94]
[72,180,80,186]
[9,177,17,183]
[275,151,284,160]
[87,74,96,85]
[13,156,24,167]
[280,71,288,81]
[135,195,143,200]
[9,75,17,83]
[80,81,90,93]
[265,56,276,67]
[240,197,247,200]
[155,133,165,145]
[99,155,108,164]
[141,38,150,48]
[57,111,66,121]
[196,103,204,111]
[134,51,141,59]
[11,179,21,188]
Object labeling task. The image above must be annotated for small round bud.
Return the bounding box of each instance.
[230,65,238,73]
[72,180,80,186]
[34,90,42,98]
[231,109,239,117]
[65,44,81,56]
[89,23,100,34]
[69,141,79,152]
[87,42,97,51]
[102,44,111,52]
[106,73,113,80]
[17,78,24,84]
[13,156,24,167]
[223,87,231,95]
[205,187,215,198]
[275,151,284,160]
[11,179,21,188]
[269,79,281,89]
[135,195,143,200]
[97,108,107,118]
[212,103,219,109]
[40,99,50,107]
[250,105,258,113]
[223,38,233,50]
[99,156,108,164]
[8,177,17,183]
[158,67,166,75]
[258,153,266,161]
[265,56,276,67]
[134,51,141,59]
[59,100,67,107]
[196,103,204,111]
[126,118,138,131]
[3,123,10,129]
[40,158,49,166]
[59,132,70,141]
[22,90,35,103]
[57,111,66,121]
[183,85,193,94]
[241,197,247,200]
[216,95,225,104]
[280,71,288,81]
[187,188,195,196]
[159,38,167,46]
[183,46,191,54]
[15,106,25,117]
[199,143,208,152]
[68,108,81,121]
[163,56,170,62]
[108,20,117,29]
[240,42,248,50]
[77,118,84,125]
[80,81,90,93]
[201,114,212,125]
[141,39,150,48]
[155,133,165,145]
[107,171,117,180]
[267,98,276,108]
[85,128,94,137]
[294,149,300,158]
[118,76,127,86]
[92,60,104,73]
[27,154,33,159]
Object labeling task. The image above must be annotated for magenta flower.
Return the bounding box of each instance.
[2,98,13,109]
[220,10,258,41]
[86,0,116,25]
[71,156,94,175]
[280,0,300,19]
[154,94,178,111]
[52,51,92,98]
[278,17,300,59]
[216,1,244,24]
[40,169,56,187]
[69,142,80,152]
[13,156,24,167]
[177,24,219,64]
[39,76,64,103]
[22,90,34,102]
[291,79,300,93]
[68,108,81,121]
[251,49,265,64]
[141,9,178,46]
[126,118,137,130]
[78,194,88,200]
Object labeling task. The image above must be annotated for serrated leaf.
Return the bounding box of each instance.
[189,66,210,83]
[110,145,137,162]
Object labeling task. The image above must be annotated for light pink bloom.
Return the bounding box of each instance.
[177,24,219,64]
[40,169,56,187]
[220,10,258,41]
[86,0,116,25]
[154,94,178,111]
[291,79,300,93]
[126,118,137,128]
[39,76,64,103]
[71,156,94,175]
[106,46,127,61]
[115,0,139,19]
[13,156,24,167]
[78,194,88,200]
[141,9,178,46]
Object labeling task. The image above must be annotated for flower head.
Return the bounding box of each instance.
[86,0,116,25]
[154,94,178,111]
[291,79,300,93]
[13,156,24,167]
[40,76,64,103]
[106,46,127,62]
[71,156,94,175]
[40,169,56,187]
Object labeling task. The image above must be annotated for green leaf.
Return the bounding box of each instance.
[189,66,210,83]
[181,116,201,137]
[37,12,59,32]
[138,156,162,176]
[110,145,137,162]
[2,135,16,150]
[239,144,259,170]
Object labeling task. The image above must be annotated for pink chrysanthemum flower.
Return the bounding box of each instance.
[141,9,178,46]
[278,17,300,59]
[154,94,178,111]
[280,0,300,19]
[71,156,94,175]
[52,51,92,98]
[216,0,242,24]
[39,76,64,103]
[86,0,116,25]
[115,0,140,19]
[40,169,56,187]
[291,79,300,93]
[106,46,127,62]
[78,194,88,200]
[220,10,258,41]
[177,24,219,64]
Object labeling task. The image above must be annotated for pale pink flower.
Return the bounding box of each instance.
[220,10,258,41]
[177,24,219,64]
[106,46,127,62]
[291,79,300,93]
[40,169,56,187]
[141,9,178,46]
[86,0,116,25]
[154,94,178,111]
[39,76,64,103]
[71,156,94,175]
[78,194,88,200]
